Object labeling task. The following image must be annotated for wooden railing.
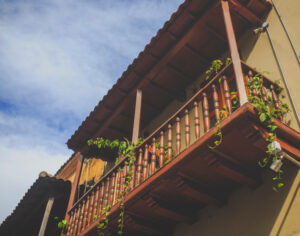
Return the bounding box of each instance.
[65,62,282,235]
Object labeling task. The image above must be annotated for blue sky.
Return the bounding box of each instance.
[0,0,183,223]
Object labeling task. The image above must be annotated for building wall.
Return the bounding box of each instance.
[173,1,300,235]
[174,164,299,236]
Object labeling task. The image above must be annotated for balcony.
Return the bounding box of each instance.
[65,62,300,236]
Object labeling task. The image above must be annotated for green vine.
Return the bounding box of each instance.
[246,72,290,191]
[87,137,144,235]
[54,217,69,235]
[208,108,226,149]
[206,57,231,81]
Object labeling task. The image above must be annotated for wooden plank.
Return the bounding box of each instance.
[176,174,223,205]
[221,0,248,105]
[132,89,142,144]
[65,153,83,221]
[38,197,54,236]
[146,197,191,223]
[213,161,259,187]
[229,0,262,25]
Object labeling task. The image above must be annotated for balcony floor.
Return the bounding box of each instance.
[81,103,300,236]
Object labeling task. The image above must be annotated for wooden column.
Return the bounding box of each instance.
[65,152,83,222]
[221,0,248,105]
[132,89,142,144]
[38,196,54,236]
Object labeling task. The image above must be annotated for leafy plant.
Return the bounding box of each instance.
[246,71,290,191]
[87,137,144,236]
[206,57,231,81]
[54,217,68,235]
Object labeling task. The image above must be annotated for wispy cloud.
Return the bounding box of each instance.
[0,0,183,223]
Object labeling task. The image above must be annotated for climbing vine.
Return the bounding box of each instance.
[54,217,68,235]
[87,137,143,235]
[205,57,290,191]
[246,72,290,191]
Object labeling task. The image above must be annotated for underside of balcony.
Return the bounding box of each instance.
[76,103,300,236]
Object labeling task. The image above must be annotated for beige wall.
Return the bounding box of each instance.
[174,164,299,236]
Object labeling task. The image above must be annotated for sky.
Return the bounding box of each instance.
[0,0,183,223]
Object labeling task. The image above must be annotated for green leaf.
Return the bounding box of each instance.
[259,113,266,122]
[277,183,284,188]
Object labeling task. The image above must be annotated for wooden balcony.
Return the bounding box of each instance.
[65,62,300,236]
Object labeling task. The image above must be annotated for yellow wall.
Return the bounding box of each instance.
[79,158,105,185]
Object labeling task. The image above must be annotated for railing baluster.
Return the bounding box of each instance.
[212,84,220,121]
[88,191,94,226]
[82,195,90,230]
[110,173,116,205]
[185,109,190,146]
[121,163,127,196]
[248,71,257,96]
[151,138,156,174]
[261,85,270,109]
[76,202,83,235]
[98,182,105,216]
[72,205,79,235]
[222,76,232,115]
[130,162,136,191]
[270,84,283,121]
[93,186,100,222]
[202,92,210,132]
[103,177,110,208]
[194,101,200,139]
[176,117,181,153]
[167,124,172,161]
[136,148,143,186]
[143,145,149,180]
[66,210,74,236]
[115,169,121,202]
[159,131,165,168]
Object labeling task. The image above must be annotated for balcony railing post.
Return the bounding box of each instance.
[65,152,83,223]
[221,0,248,105]
[132,89,142,144]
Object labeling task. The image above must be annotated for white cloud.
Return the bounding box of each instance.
[0,0,183,224]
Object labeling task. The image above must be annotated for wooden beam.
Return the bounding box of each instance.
[91,1,220,140]
[126,215,166,236]
[65,153,83,222]
[142,99,162,113]
[229,0,262,25]
[204,24,227,43]
[132,89,142,143]
[167,31,178,41]
[184,44,210,63]
[176,173,223,205]
[149,81,177,99]
[167,63,193,81]
[221,0,248,105]
[212,161,260,188]
[38,197,54,236]
[109,125,130,136]
[146,197,191,222]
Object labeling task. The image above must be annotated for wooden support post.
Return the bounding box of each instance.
[132,89,142,144]
[38,196,54,236]
[221,0,248,105]
[65,152,83,222]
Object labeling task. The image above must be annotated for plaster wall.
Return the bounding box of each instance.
[174,164,299,236]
